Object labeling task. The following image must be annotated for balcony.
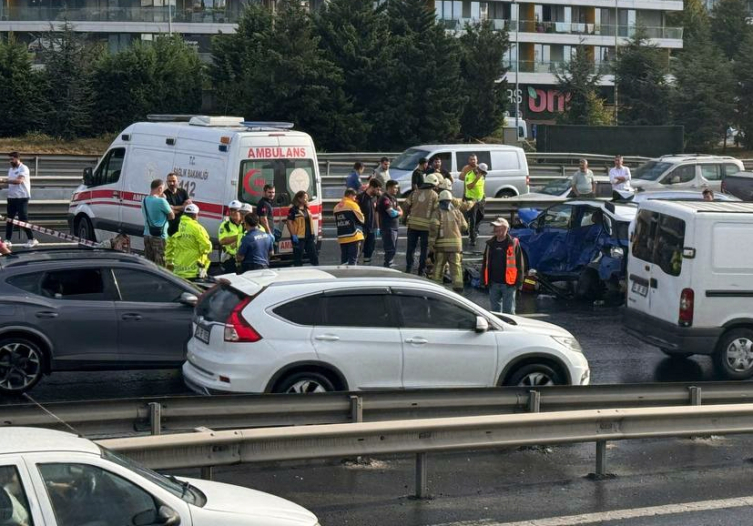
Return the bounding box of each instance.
[505,60,614,75]
[0,6,241,24]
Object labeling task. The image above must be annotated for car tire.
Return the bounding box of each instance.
[0,337,45,395]
[505,363,565,387]
[76,216,95,242]
[575,269,604,301]
[660,348,693,359]
[496,189,517,199]
[714,329,753,380]
[274,371,337,394]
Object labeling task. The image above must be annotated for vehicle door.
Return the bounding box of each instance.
[627,208,658,313]
[119,145,174,239]
[0,458,46,525]
[566,205,605,272]
[659,164,697,189]
[109,267,196,365]
[78,147,125,238]
[394,289,497,388]
[489,149,526,196]
[699,163,723,192]
[524,203,574,273]
[645,213,689,323]
[11,268,119,366]
[311,289,403,390]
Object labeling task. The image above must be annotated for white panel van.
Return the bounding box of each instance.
[624,200,753,379]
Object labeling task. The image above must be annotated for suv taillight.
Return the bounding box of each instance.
[679,288,694,327]
[224,296,262,342]
[526,175,530,187]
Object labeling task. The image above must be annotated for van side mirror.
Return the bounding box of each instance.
[83,167,93,186]
[475,316,489,333]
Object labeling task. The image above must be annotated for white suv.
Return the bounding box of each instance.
[632,154,743,193]
[183,267,590,394]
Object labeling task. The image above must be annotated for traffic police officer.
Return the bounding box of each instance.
[218,200,244,274]
[166,203,212,280]
[429,190,468,292]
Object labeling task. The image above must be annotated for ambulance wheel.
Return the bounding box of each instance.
[76,216,95,241]
[714,329,753,380]
[576,269,603,301]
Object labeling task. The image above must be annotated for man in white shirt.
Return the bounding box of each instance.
[3,152,37,247]
[609,154,632,200]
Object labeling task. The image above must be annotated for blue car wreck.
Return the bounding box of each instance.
[510,200,637,299]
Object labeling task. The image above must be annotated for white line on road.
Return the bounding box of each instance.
[430,495,753,526]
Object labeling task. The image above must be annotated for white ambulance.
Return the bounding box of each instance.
[67,116,323,260]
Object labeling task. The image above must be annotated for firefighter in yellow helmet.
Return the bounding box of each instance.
[436,177,475,213]
[403,172,439,275]
[166,203,212,280]
[429,190,468,292]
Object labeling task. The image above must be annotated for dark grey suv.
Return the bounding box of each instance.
[0,248,200,395]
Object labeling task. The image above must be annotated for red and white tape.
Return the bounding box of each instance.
[1,215,99,248]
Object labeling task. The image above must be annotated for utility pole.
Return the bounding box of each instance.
[514,0,520,140]
[613,0,618,124]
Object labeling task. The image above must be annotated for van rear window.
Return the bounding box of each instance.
[632,210,686,276]
[239,159,317,208]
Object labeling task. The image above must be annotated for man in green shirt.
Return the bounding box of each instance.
[571,159,595,198]
[463,160,487,245]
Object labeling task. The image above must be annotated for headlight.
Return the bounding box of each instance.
[552,336,582,353]
[610,246,625,258]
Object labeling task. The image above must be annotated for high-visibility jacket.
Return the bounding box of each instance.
[429,205,467,253]
[403,186,438,232]
[218,218,244,257]
[166,215,212,279]
[481,236,523,287]
[333,197,365,244]
[464,169,485,201]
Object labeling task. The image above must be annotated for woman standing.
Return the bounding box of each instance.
[286,191,319,267]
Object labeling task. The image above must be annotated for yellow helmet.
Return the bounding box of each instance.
[424,173,440,187]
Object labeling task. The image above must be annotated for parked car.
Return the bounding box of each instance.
[517,175,613,224]
[631,154,743,193]
[183,267,590,394]
[510,200,637,299]
[625,200,753,380]
[0,427,320,525]
[0,247,200,395]
[721,170,753,201]
[388,144,530,198]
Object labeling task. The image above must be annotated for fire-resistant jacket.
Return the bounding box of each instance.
[333,196,365,244]
[166,215,212,279]
[429,205,467,253]
[403,186,439,232]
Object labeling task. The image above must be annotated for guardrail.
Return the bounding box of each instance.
[96,403,753,498]
[2,382,747,438]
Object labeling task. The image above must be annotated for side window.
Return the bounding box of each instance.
[92,148,125,187]
[40,269,109,300]
[428,151,452,172]
[631,209,658,263]
[700,164,721,181]
[6,272,44,294]
[274,295,322,325]
[664,165,695,184]
[38,463,158,526]
[396,293,477,330]
[320,294,393,328]
[724,163,741,177]
[112,268,186,303]
[653,215,685,276]
[491,151,520,170]
[455,151,492,170]
[0,465,34,526]
[539,204,572,229]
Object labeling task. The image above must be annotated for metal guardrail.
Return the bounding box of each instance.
[2,382,748,438]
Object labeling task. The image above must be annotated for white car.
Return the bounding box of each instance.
[0,427,319,526]
[631,154,744,193]
[183,267,590,394]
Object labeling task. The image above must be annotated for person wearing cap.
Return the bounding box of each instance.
[166,203,212,280]
[429,190,467,292]
[411,157,429,191]
[371,157,391,186]
[377,179,402,268]
[142,178,175,267]
[287,190,319,266]
[464,160,487,245]
[236,213,274,272]
[333,188,365,265]
[218,200,244,274]
[163,172,192,236]
[4,152,36,248]
[481,217,525,314]
[403,173,439,275]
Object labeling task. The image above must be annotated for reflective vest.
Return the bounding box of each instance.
[404,187,438,232]
[464,170,485,200]
[333,197,365,244]
[218,219,244,257]
[166,215,212,279]
[505,238,519,285]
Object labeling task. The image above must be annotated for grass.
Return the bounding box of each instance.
[0,133,117,156]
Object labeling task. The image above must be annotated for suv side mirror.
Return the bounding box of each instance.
[475,316,489,333]
[156,505,181,525]
[83,167,93,186]
[180,292,198,307]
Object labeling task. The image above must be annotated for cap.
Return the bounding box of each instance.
[184,203,200,214]
[240,203,254,213]
[424,173,440,186]
[478,163,489,174]
[227,200,242,210]
[490,216,509,227]
[439,190,453,201]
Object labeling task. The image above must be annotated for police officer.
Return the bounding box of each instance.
[165,203,212,281]
[403,173,439,275]
[236,213,274,272]
[429,190,468,292]
[218,200,244,274]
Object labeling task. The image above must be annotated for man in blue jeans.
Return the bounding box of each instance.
[480,217,525,314]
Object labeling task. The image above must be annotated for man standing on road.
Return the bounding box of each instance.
[371,157,391,186]
[334,188,365,265]
[429,190,467,292]
[166,203,212,280]
[609,155,632,199]
[236,213,274,272]
[411,158,429,191]
[403,173,439,275]
[571,159,596,198]
[142,179,174,266]
[218,200,244,274]
[481,217,525,314]
[346,162,365,192]
[4,152,36,247]
[463,161,487,245]
[377,180,402,268]
[257,184,276,240]
[427,156,452,183]
[163,172,192,236]
[356,179,382,264]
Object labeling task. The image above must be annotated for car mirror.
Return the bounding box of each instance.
[156,505,181,526]
[83,167,93,186]
[180,292,198,307]
[475,316,489,333]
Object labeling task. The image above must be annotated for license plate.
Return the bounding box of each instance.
[195,325,211,344]
[631,282,648,297]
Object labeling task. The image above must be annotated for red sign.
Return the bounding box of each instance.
[247,147,308,159]
[242,169,265,196]
[528,88,570,113]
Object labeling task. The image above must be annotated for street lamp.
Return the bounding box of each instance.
[168,0,173,36]
[514,0,519,140]
[613,0,618,123]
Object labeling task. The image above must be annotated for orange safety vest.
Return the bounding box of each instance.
[505,238,519,285]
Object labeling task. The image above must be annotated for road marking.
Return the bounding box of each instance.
[430,495,753,526]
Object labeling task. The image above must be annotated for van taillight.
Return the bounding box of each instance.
[224,296,262,342]
[679,288,694,327]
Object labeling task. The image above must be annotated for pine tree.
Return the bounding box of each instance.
[0,34,43,137]
[735,31,753,148]
[667,0,709,45]
[613,27,671,125]
[556,45,607,125]
[711,0,751,60]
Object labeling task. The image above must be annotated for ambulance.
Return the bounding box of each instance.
[67,116,323,261]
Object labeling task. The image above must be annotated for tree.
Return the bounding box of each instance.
[668,0,709,45]
[0,34,43,137]
[458,20,510,140]
[711,0,751,60]
[735,31,753,147]
[613,27,671,125]
[556,45,609,125]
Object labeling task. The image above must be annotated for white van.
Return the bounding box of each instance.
[631,154,743,193]
[624,200,753,379]
[388,144,529,198]
[67,116,323,260]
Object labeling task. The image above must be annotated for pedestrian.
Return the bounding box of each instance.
[429,190,467,293]
[236,213,274,272]
[346,162,365,192]
[141,178,175,267]
[334,188,365,265]
[609,155,632,200]
[426,156,452,182]
[463,161,487,245]
[165,203,212,280]
[458,153,479,182]
[163,172,192,236]
[571,159,595,198]
[411,157,429,191]
[703,188,714,201]
[356,178,382,264]
[481,217,525,314]
[4,152,36,247]
[257,184,276,238]
[403,173,440,275]
[377,180,402,268]
[218,200,244,274]
[287,190,319,267]
[371,157,391,186]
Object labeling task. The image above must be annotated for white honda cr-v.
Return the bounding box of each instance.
[183,267,590,394]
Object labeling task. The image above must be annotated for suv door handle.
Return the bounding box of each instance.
[35,311,58,319]
[314,334,340,342]
[121,313,142,321]
[405,337,428,345]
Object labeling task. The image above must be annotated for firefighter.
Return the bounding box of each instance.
[403,173,439,275]
[166,203,212,281]
[218,200,244,274]
[333,188,365,265]
[429,190,467,292]
[437,178,475,213]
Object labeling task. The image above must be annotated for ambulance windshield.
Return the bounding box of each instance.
[239,159,317,208]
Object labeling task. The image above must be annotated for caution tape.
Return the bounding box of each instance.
[1,215,99,248]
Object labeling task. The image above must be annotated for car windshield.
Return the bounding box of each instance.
[392,148,430,170]
[539,178,571,196]
[634,161,673,181]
